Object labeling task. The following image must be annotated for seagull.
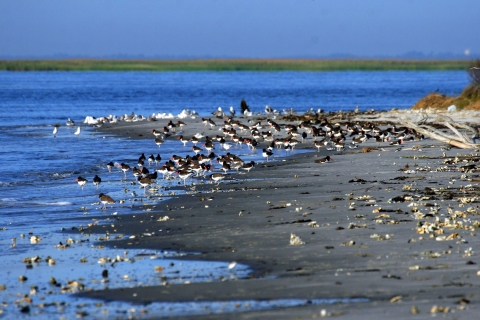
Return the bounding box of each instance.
[74,127,81,135]
[52,126,58,137]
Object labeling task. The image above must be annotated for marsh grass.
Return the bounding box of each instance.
[0,59,471,72]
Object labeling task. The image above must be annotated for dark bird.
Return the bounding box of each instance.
[93,175,101,189]
[262,149,273,162]
[74,176,88,190]
[210,173,226,186]
[315,156,333,164]
[99,193,115,209]
[118,163,131,178]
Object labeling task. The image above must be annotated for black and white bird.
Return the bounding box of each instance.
[99,193,115,209]
[262,149,274,162]
[93,175,102,189]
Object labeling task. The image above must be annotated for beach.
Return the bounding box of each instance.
[61,110,480,319]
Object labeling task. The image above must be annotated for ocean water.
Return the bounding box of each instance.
[0,70,469,317]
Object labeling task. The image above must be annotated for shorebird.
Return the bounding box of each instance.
[155,154,162,165]
[313,140,323,152]
[208,119,216,130]
[220,162,231,173]
[242,161,255,173]
[176,170,193,186]
[315,156,332,163]
[118,163,131,178]
[74,176,88,190]
[210,173,226,186]
[155,138,164,148]
[138,177,154,194]
[107,162,114,173]
[52,126,58,138]
[148,154,155,166]
[178,135,189,147]
[151,129,163,138]
[93,175,101,189]
[192,146,203,155]
[74,127,81,135]
[262,149,273,162]
[99,193,115,209]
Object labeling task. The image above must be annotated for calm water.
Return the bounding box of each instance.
[0,71,468,221]
[0,70,469,317]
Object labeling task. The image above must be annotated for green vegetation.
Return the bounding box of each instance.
[0,59,471,72]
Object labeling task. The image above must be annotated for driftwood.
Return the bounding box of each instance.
[402,116,478,149]
[353,110,479,149]
[405,122,475,149]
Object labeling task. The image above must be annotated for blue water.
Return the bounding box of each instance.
[0,70,469,317]
[0,71,469,220]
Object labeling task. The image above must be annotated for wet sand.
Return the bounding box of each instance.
[75,112,480,319]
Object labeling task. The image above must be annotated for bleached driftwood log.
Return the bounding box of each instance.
[402,119,477,149]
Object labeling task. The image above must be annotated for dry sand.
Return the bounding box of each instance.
[72,111,480,319]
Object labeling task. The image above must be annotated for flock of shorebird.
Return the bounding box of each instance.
[71,108,424,209]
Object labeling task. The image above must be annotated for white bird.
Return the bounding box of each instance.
[52,126,58,137]
[74,127,81,135]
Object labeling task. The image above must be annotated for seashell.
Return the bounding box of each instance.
[290,233,305,245]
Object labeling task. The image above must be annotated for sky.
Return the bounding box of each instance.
[1,0,479,59]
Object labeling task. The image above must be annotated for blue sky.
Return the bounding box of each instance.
[1,0,479,59]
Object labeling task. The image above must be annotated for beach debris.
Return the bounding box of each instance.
[30,235,41,244]
[411,305,420,314]
[430,305,449,313]
[228,261,237,269]
[308,221,319,228]
[157,216,171,222]
[290,233,305,245]
[370,233,391,241]
[390,295,402,303]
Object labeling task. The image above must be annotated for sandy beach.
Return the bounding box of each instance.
[63,110,480,319]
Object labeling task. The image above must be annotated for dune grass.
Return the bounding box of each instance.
[0,59,471,72]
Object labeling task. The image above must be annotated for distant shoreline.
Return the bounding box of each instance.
[0,59,471,72]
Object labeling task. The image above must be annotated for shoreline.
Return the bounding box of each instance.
[67,110,480,318]
[0,59,471,72]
